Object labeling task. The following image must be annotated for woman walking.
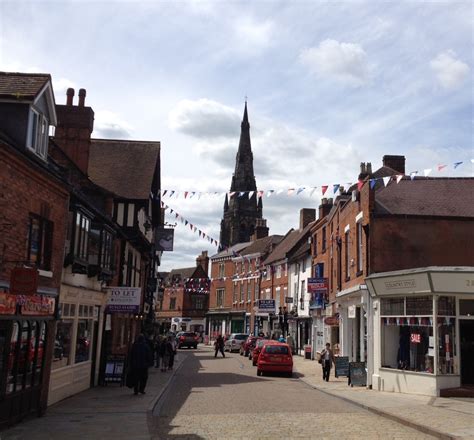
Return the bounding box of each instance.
[320,343,335,382]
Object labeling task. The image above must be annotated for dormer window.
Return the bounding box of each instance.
[27,108,49,159]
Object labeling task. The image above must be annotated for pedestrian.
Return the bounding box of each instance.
[160,336,173,372]
[286,334,295,354]
[154,336,163,369]
[169,335,177,370]
[278,334,286,343]
[129,334,153,395]
[214,334,225,358]
[320,343,335,382]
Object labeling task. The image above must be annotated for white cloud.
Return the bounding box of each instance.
[233,17,274,56]
[430,50,470,90]
[299,39,369,85]
[168,99,241,139]
[93,110,134,139]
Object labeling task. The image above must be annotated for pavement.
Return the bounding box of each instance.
[1,352,187,440]
[0,347,474,440]
[292,355,474,440]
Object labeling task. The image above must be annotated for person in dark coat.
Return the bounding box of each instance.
[320,343,335,382]
[130,334,153,394]
[214,334,225,358]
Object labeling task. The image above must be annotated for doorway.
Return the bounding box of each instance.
[460,320,474,385]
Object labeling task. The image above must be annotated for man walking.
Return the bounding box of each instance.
[130,334,153,395]
[214,334,225,358]
[320,343,335,382]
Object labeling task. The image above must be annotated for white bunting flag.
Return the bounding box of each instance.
[383,176,391,187]
[424,168,432,177]
[396,175,403,184]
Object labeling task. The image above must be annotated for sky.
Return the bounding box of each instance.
[0,0,472,271]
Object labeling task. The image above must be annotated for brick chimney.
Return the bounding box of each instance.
[53,88,94,175]
[251,218,269,241]
[196,250,209,274]
[318,198,333,220]
[383,155,405,174]
[299,208,316,229]
[358,162,372,181]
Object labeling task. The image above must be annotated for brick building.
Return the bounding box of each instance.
[156,251,209,335]
[310,155,474,373]
[0,72,69,427]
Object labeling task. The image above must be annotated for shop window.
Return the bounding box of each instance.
[6,321,33,393]
[28,214,53,271]
[438,296,456,316]
[6,322,20,394]
[438,319,456,374]
[459,299,474,316]
[406,296,432,315]
[381,298,405,315]
[75,319,92,363]
[53,319,73,369]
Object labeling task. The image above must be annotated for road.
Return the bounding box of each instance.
[150,347,434,439]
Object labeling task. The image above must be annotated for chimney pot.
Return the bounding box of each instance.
[78,88,86,107]
[66,88,75,106]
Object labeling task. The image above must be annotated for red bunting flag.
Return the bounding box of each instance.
[321,185,328,196]
[184,191,189,198]
[357,180,364,191]
[438,164,447,172]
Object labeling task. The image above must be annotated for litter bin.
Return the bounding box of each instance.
[304,345,312,360]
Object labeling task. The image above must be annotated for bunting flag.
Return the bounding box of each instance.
[396,175,404,184]
[357,180,364,191]
[158,157,471,200]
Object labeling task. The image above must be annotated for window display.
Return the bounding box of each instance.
[53,320,73,369]
[75,319,92,363]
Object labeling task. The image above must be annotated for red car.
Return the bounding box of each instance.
[257,342,293,377]
[252,339,276,366]
[240,336,258,356]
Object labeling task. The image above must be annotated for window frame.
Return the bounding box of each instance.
[27,108,49,159]
[27,213,53,271]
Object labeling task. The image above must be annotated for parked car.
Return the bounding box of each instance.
[240,336,258,356]
[257,342,293,377]
[224,333,249,353]
[251,339,276,366]
[247,337,265,360]
[177,332,199,349]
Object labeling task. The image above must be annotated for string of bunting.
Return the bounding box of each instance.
[159,159,472,199]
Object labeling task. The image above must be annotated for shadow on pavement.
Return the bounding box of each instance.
[150,349,267,439]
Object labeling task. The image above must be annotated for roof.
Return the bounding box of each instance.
[0,72,51,101]
[240,235,284,257]
[210,242,251,259]
[375,177,474,218]
[88,139,160,199]
[167,267,196,280]
[264,221,315,265]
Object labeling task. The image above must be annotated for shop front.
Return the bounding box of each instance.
[229,311,245,334]
[367,267,474,396]
[336,284,368,363]
[0,286,56,429]
[48,284,104,405]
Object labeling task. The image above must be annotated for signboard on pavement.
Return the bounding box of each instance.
[334,356,350,377]
[349,362,367,387]
[105,287,141,313]
[258,299,275,313]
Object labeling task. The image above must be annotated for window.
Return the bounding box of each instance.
[247,280,252,302]
[322,227,327,251]
[240,282,244,302]
[266,266,271,280]
[356,222,363,273]
[74,211,90,260]
[276,265,281,278]
[192,296,204,310]
[254,280,259,301]
[169,298,176,310]
[313,233,318,255]
[27,108,49,158]
[28,214,53,270]
[75,318,92,363]
[218,263,225,278]
[217,289,225,307]
[53,311,73,369]
[294,263,298,275]
[344,230,350,279]
[302,259,306,273]
[233,283,238,303]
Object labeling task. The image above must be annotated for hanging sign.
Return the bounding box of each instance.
[308,278,328,309]
[105,287,141,313]
[10,267,39,296]
[324,315,339,326]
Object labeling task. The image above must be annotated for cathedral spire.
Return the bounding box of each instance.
[219,101,267,248]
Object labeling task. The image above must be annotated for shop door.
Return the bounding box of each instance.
[460,320,474,385]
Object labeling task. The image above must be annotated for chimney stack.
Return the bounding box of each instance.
[318,198,333,220]
[383,155,405,174]
[299,208,316,229]
[251,218,269,241]
[66,88,74,106]
[78,88,86,107]
[196,250,209,275]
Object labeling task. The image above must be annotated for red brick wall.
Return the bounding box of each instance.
[209,258,235,310]
[0,146,69,289]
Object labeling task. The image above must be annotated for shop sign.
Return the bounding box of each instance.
[258,299,275,313]
[324,315,339,326]
[0,293,17,315]
[285,297,293,303]
[10,267,39,296]
[308,278,328,309]
[105,287,141,313]
[20,295,55,316]
[410,333,421,344]
[155,228,174,251]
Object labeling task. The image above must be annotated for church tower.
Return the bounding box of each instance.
[219,102,267,248]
